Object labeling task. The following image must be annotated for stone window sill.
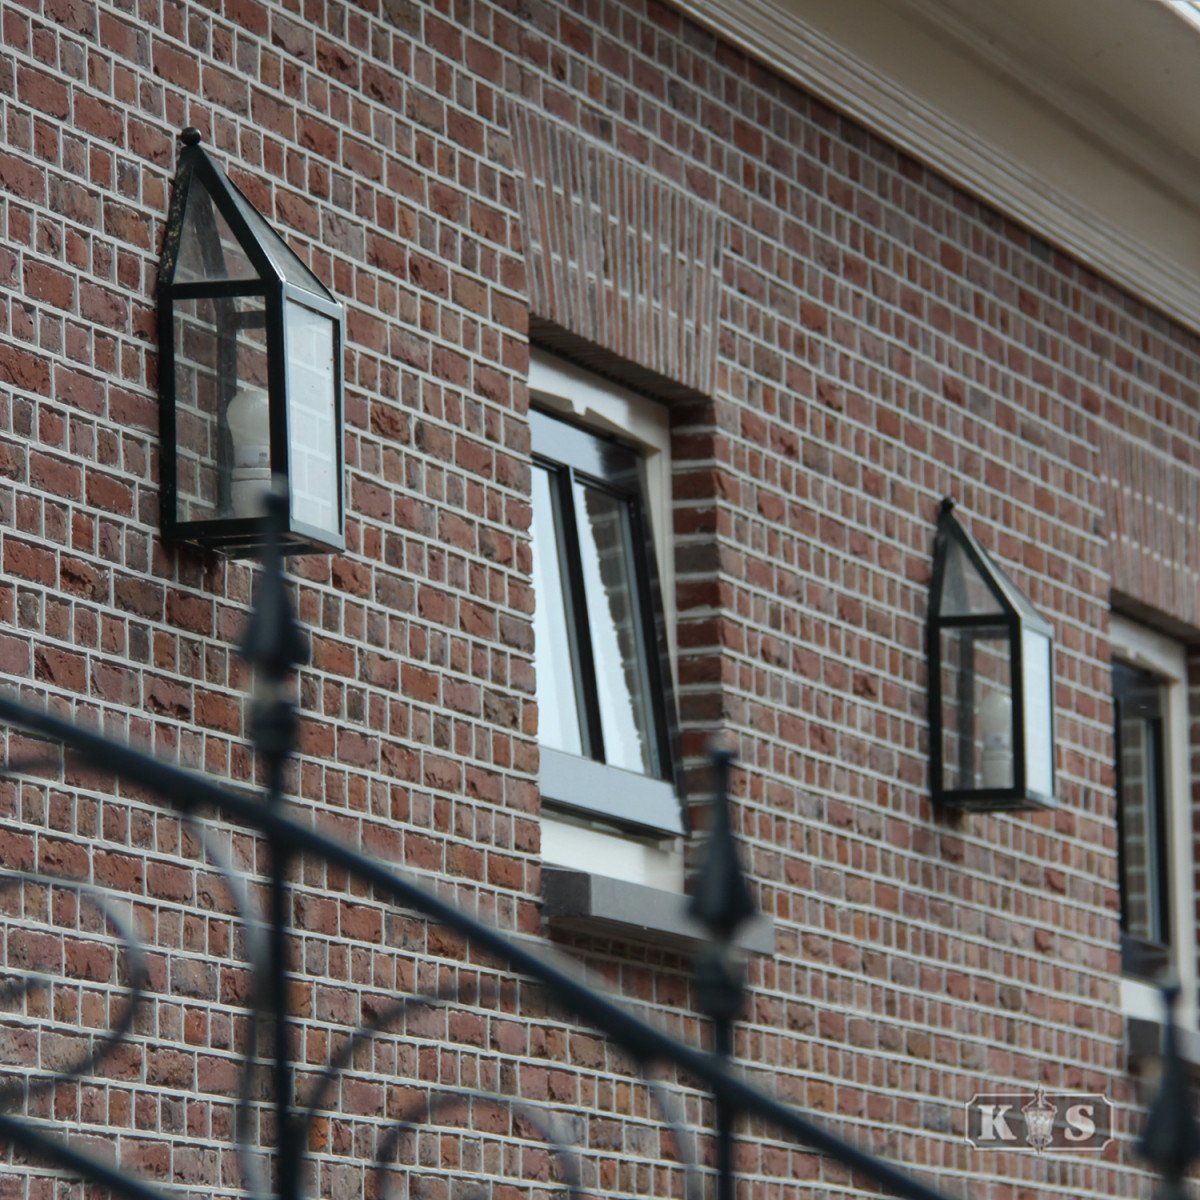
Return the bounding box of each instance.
[1126,1016,1200,1068]
[542,867,775,954]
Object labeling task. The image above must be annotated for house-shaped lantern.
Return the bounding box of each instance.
[927,499,1056,811]
[157,128,344,554]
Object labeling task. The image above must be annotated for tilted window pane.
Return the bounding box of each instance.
[531,465,583,757]
[574,481,656,776]
[227,185,333,295]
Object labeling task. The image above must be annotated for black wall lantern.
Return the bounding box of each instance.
[157,128,345,554]
[927,498,1055,811]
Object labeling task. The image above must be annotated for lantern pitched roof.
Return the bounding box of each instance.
[931,501,1053,637]
[160,129,334,304]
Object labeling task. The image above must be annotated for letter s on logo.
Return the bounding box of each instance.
[1065,1104,1096,1142]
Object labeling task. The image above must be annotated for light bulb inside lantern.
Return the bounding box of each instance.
[979,688,1012,788]
[226,383,271,517]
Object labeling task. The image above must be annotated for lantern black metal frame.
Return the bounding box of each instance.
[157,128,345,555]
[927,498,1056,811]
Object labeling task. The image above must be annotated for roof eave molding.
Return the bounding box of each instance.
[673,0,1200,337]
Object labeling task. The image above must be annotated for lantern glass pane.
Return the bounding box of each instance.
[1021,626,1054,798]
[172,296,269,523]
[172,296,222,522]
[227,186,333,296]
[939,538,1004,618]
[176,181,258,284]
[226,300,271,519]
[939,626,1013,791]
[285,299,339,536]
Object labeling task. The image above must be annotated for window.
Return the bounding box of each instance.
[1114,661,1171,976]
[1110,616,1197,1025]
[528,355,683,840]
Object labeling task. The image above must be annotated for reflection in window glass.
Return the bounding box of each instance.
[531,465,583,756]
[574,481,654,775]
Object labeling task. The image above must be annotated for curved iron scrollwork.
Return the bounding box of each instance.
[0,871,148,1109]
[0,492,1192,1200]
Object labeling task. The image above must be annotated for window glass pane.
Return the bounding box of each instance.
[531,465,583,757]
[939,626,1012,790]
[172,296,222,521]
[574,481,656,775]
[226,299,270,517]
[1115,663,1168,947]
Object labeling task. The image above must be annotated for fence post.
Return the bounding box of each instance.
[688,746,757,1200]
[239,488,309,1200]
[1138,985,1199,1200]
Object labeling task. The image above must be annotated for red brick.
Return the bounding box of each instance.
[152,38,199,92]
[86,470,134,515]
[29,452,81,499]
[4,539,55,584]
[17,66,69,118]
[23,262,74,309]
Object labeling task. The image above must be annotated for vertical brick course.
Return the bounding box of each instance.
[508,101,724,398]
[1102,431,1200,630]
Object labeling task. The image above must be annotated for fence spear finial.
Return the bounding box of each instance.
[688,739,756,947]
[689,738,755,1200]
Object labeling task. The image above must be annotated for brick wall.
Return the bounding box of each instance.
[0,1,1198,1199]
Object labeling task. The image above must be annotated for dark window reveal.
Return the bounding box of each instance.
[1114,661,1171,979]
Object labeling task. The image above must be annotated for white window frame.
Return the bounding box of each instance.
[1111,614,1197,1028]
[529,350,684,890]
[528,352,675,660]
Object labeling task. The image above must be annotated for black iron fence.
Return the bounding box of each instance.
[0,494,1192,1200]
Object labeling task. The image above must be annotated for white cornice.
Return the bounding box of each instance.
[674,0,1200,336]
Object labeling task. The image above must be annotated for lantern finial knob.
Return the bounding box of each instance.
[939,495,955,517]
[180,127,202,147]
